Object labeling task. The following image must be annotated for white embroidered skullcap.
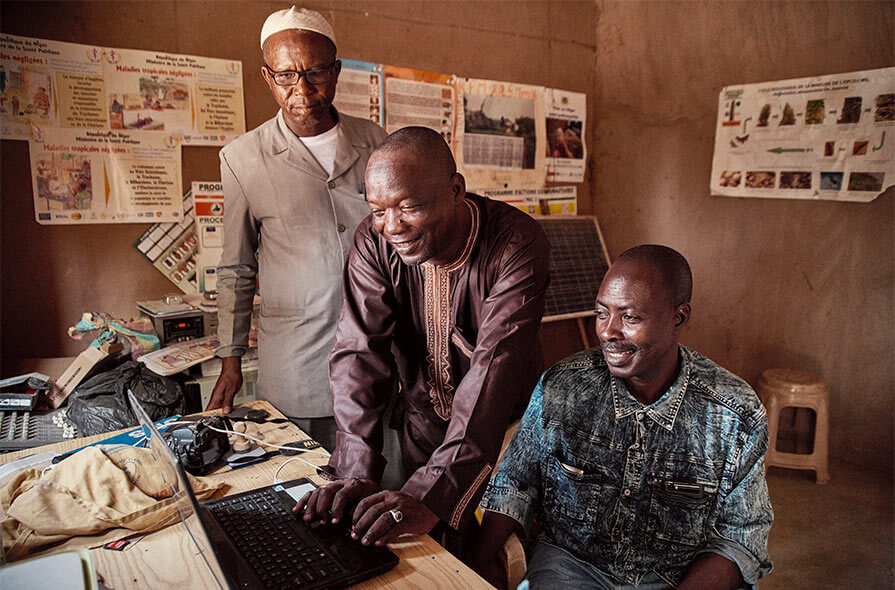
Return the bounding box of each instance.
[260,6,336,49]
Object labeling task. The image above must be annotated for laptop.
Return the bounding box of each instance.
[127,391,399,589]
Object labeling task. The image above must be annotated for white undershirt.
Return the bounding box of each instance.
[299,122,339,177]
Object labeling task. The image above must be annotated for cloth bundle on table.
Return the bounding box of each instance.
[0,444,223,561]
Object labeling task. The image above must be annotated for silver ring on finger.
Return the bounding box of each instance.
[389,508,404,524]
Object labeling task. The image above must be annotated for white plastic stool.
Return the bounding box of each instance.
[756,368,830,484]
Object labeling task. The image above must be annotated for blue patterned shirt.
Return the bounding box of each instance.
[481,346,773,586]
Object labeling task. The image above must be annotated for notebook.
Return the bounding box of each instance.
[127,391,399,589]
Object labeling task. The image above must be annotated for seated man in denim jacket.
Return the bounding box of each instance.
[472,245,773,589]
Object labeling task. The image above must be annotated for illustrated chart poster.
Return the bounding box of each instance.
[192,180,224,294]
[711,67,894,202]
[133,189,198,293]
[383,65,456,143]
[332,59,383,127]
[544,88,586,183]
[456,77,546,189]
[1,34,245,145]
[30,127,182,224]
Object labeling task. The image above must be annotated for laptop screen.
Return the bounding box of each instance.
[128,390,231,590]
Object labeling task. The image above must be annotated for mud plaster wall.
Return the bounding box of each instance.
[0,1,892,472]
[592,0,894,473]
[0,4,595,382]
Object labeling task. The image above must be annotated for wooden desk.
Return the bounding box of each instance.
[0,401,491,589]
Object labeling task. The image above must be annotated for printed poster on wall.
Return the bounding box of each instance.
[456,77,546,189]
[192,181,224,294]
[30,126,182,224]
[544,88,586,182]
[382,65,456,143]
[711,67,895,202]
[133,189,198,293]
[332,59,384,127]
[1,34,245,145]
[476,186,577,216]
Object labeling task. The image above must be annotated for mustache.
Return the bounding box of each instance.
[601,343,637,354]
[287,99,322,107]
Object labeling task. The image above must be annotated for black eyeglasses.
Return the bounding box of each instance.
[263,61,336,87]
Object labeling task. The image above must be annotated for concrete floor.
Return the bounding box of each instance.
[760,459,894,589]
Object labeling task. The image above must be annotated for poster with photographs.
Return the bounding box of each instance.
[1,33,245,146]
[332,59,384,127]
[711,67,894,202]
[455,77,545,189]
[29,126,182,224]
[544,88,586,182]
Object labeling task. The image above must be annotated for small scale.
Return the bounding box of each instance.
[137,295,205,346]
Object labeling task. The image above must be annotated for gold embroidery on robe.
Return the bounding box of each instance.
[423,199,480,420]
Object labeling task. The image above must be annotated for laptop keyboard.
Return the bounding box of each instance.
[209,489,346,588]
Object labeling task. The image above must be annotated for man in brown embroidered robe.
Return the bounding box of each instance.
[295,126,550,552]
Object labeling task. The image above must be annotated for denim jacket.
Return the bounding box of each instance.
[481,346,773,586]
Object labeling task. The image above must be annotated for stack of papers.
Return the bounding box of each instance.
[138,335,219,376]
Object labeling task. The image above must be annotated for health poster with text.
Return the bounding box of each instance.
[1,34,245,146]
[192,181,224,293]
[476,186,577,216]
[383,65,456,143]
[711,67,894,202]
[456,77,546,189]
[545,88,586,183]
[30,127,182,225]
[332,59,384,127]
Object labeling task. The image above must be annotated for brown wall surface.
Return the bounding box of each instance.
[1,1,892,472]
[592,0,894,472]
[0,0,596,368]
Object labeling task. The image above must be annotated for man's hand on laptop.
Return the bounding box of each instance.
[349,490,439,547]
[294,477,380,526]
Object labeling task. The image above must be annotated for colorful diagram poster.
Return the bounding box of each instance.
[476,186,576,216]
[30,126,182,224]
[133,189,198,293]
[456,78,546,189]
[332,59,383,127]
[383,65,456,143]
[192,181,224,294]
[544,88,586,182]
[1,34,245,145]
[711,67,895,202]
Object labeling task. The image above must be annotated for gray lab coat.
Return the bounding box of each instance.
[215,110,386,417]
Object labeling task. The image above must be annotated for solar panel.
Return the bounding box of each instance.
[537,216,611,321]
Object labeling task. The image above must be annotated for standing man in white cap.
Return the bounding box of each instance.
[207,6,386,452]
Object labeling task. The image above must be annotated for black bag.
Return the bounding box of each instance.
[66,361,186,435]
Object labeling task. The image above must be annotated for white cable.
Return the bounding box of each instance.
[273,456,321,484]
